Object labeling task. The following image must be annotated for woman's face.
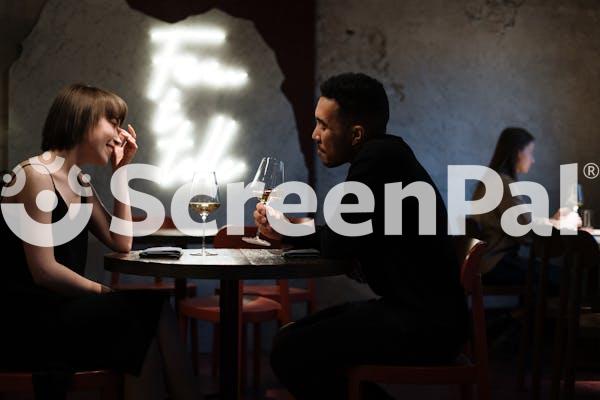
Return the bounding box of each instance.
[516,141,535,174]
[80,116,121,165]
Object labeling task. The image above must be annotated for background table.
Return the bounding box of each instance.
[105,249,351,400]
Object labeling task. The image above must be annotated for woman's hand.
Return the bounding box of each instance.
[550,207,582,229]
[100,284,114,294]
[111,124,138,171]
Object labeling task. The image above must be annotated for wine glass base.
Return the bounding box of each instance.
[241,236,271,247]
[190,250,218,256]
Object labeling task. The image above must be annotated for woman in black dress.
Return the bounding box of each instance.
[0,84,200,399]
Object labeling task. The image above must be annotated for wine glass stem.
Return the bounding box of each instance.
[202,214,207,256]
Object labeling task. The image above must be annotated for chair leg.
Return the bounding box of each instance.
[211,324,220,378]
[459,384,473,400]
[100,373,123,400]
[191,319,199,376]
[477,375,492,400]
[563,255,583,400]
[241,323,248,392]
[179,314,188,343]
[100,382,123,400]
[347,376,362,400]
[532,253,550,400]
[307,298,317,315]
[253,323,262,393]
[550,263,570,400]
[516,307,530,391]
[100,388,117,400]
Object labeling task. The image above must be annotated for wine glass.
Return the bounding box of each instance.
[242,157,285,246]
[576,184,584,211]
[189,171,220,256]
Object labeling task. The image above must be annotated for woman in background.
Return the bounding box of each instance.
[472,127,579,287]
[0,84,200,400]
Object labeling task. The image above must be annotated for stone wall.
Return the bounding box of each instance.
[3,0,600,345]
[313,0,600,303]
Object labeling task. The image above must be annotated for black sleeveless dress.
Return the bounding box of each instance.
[0,164,165,396]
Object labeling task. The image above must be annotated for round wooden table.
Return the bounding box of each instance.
[105,248,351,400]
[131,227,219,248]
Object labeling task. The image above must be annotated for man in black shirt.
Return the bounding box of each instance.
[254,73,468,399]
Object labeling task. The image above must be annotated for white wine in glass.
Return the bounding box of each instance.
[189,171,220,256]
[242,157,285,246]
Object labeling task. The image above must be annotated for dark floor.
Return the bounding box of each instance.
[192,310,600,400]
[192,354,600,400]
[193,324,600,400]
[2,312,598,399]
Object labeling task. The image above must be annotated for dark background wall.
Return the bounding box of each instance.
[314,0,600,302]
[316,0,600,218]
[2,0,600,342]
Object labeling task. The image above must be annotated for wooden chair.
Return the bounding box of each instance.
[178,226,285,392]
[0,369,122,399]
[528,230,600,400]
[347,241,491,400]
[465,217,533,390]
[110,216,196,297]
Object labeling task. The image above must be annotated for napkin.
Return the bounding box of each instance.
[139,246,183,259]
[282,248,321,258]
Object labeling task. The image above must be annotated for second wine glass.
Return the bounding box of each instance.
[189,171,220,256]
[242,157,285,246]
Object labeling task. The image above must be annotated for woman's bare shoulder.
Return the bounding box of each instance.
[3,158,55,203]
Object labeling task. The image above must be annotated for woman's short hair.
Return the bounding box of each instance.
[41,84,127,151]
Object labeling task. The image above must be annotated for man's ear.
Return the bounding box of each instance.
[351,125,365,146]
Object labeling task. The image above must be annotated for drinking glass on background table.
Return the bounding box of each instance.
[582,209,594,228]
[576,183,584,211]
[189,171,220,256]
[242,157,285,246]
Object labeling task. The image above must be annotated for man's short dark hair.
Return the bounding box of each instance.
[319,73,389,137]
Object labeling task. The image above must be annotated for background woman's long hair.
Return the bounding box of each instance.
[488,127,535,180]
[472,127,534,201]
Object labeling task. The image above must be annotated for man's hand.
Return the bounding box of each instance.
[253,203,283,241]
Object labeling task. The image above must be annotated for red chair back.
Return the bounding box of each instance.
[346,241,492,400]
[460,241,489,371]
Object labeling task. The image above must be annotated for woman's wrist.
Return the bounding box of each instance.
[95,282,113,294]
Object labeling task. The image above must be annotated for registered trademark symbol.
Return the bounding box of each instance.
[583,163,599,179]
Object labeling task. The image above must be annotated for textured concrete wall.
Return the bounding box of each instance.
[7,0,311,352]
[8,0,307,282]
[314,0,600,304]
[0,0,46,170]
[4,0,600,347]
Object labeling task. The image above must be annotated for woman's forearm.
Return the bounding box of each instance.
[110,198,133,251]
[32,261,103,296]
[109,169,133,252]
